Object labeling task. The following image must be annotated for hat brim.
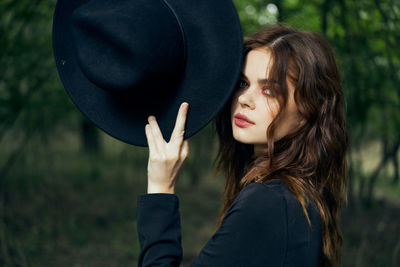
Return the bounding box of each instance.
[52,0,243,147]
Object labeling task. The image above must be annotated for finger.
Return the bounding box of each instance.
[148,115,166,151]
[170,102,189,144]
[181,139,189,159]
[145,123,158,155]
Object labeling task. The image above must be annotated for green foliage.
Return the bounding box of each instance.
[0,0,399,266]
[0,0,74,135]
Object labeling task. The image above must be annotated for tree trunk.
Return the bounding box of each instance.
[392,150,399,184]
[320,0,330,36]
[347,145,355,206]
[81,118,101,154]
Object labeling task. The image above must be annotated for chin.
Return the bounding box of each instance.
[232,129,268,146]
[232,133,256,145]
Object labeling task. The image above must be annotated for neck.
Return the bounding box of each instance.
[253,144,268,157]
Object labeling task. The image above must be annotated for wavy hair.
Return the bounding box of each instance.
[211,23,348,267]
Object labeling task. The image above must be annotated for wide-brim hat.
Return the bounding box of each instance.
[52,0,243,147]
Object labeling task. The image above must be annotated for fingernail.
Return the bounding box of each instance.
[148,116,155,121]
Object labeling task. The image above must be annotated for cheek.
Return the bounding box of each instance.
[257,106,274,131]
[262,97,279,119]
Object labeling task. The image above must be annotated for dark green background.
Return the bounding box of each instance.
[1,0,399,266]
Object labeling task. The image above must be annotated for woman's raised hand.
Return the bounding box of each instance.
[144,102,190,194]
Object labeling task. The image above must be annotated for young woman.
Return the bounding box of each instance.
[138,24,348,267]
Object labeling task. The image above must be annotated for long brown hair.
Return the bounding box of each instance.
[211,23,348,267]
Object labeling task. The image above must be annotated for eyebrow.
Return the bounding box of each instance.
[240,72,270,85]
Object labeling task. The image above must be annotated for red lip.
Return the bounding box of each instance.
[234,113,255,124]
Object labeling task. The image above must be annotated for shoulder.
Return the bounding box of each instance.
[225,179,288,227]
[229,179,320,225]
[223,179,322,266]
[232,179,287,209]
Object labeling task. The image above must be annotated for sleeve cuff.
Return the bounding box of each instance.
[137,193,179,206]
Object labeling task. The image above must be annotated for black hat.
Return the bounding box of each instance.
[52,0,243,147]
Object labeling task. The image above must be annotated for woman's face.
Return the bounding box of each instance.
[230,48,301,156]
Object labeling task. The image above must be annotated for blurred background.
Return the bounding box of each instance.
[1,0,399,266]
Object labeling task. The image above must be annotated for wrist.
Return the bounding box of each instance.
[147,181,175,194]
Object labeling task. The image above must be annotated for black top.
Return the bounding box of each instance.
[136,179,323,267]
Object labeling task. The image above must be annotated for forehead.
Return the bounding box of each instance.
[243,48,273,80]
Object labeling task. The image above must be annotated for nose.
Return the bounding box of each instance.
[237,85,256,110]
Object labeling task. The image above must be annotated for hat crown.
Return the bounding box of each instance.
[71,0,186,95]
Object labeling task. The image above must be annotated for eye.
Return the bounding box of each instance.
[237,79,248,89]
[263,87,273,96]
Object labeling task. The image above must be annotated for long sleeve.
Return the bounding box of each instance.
[137,193,183,266]
[136,181,289,267]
